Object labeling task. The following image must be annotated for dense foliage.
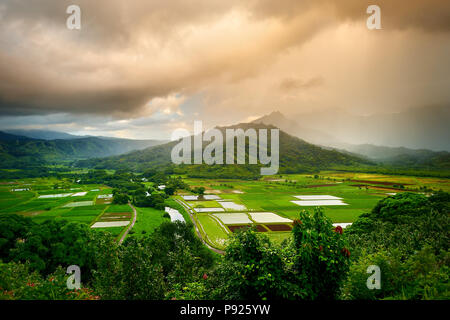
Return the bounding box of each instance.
[207,208,350,300]
[0,191,448,300]
[291,209,350,299]
[343,192,449,299]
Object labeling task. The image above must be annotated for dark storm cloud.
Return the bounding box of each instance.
[250,0,450,32]
[0,0,449,119]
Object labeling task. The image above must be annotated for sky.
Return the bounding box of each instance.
[0,0,449,140]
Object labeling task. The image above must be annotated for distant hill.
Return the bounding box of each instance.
[0,131,33,141]
[330,144,450,170]
[254,111,450,171]
[3,129,82,140]
[0,132,166,169]
[340,144,448,163]
[292,105,450,151]
[76,122,373,178]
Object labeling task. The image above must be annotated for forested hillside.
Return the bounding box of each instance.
[0,132,164,169]
[76,123,373,178]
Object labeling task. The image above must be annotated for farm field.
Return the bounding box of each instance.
[1,171,449,251]
[0,178,136,240]
[131,207,169,238]
[177,171,450,250]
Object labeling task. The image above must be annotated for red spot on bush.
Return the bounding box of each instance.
[334,226,343,234]
[341,248,350,258]
[203,273,208,280]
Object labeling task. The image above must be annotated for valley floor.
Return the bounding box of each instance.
[0,171,448,251]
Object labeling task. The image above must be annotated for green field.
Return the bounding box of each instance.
[182,175,387,222]
[178,171,450,250]
[187,200,222,209]
[1,172,449,250]
[131,207,169,238]
[0,178,119,231]
[196,214,229,249]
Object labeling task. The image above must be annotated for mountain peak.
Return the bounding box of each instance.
[252,111,287,125]
[268,110,284,117]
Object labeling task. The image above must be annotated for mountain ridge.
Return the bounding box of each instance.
[253,111,450,170]
[75,122,374,178]
[0,131,166,169]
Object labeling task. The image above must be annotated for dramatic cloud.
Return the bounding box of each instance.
[0,0,449,139]
[279,77,324,92]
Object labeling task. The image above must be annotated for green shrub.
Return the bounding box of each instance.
[291,209,351,300]
[0,262,99,300]
[342,247,449,300]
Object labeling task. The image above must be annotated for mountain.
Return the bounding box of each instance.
[252,111,341,146]
[292,105,450,151]
[331,144,450,169]
[254,110,450,171]
[76,122,373,178]
[340,143,446,161]
[0,131,33,141]
[3,129,82,140]
[0,132,166,169]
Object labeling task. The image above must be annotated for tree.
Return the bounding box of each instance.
[0,262,99,300]
[0,214,35,261]
[211,228,292,300]
[164,185,176,196]
[113,193,130,205]
[193,187,205,195]
[291,208,350,300]
[343,192,450,300]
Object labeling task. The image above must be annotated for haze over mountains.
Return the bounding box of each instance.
[3,129,83,141]
[2,104,449,172]
[293,106,450,152]
[252,108,450,169]
[0,131,165,168]
[255,107,449,148]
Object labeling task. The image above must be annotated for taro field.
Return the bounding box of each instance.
[176,172,450,250]
[0,178,131,239]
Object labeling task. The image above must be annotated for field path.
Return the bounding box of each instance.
[118,202,137,245]
[175,199,225,255]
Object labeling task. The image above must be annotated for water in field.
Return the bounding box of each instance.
[194,207,225,213]
[38,193,73,199]
[291,200,348,206]
[249,212,292,223]
[63,201,94,208]
[91,221,130,228]
[332,223,352,228]
[294,195,343,200]
[97,194,113,199]
[165,207,185,223]
[220,201,247,211]
[213,213,253,224]
[71,192,87,197]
